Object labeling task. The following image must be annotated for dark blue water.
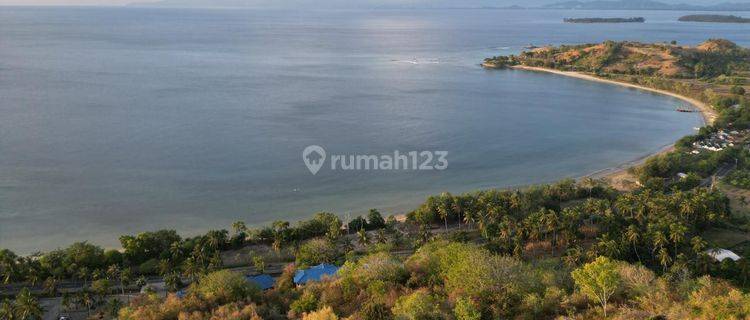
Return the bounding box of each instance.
[3,7,746,253]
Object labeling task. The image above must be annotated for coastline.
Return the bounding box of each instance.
[509,65,715,188]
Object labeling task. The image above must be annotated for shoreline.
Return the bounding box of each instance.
[509,65,715,187]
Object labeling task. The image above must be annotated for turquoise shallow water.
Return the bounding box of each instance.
[2,7,744,253]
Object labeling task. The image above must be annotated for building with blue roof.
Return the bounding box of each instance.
[293,263,339,285]
[247,274,275,290]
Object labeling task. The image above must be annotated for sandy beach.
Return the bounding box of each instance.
[510,65,715,190]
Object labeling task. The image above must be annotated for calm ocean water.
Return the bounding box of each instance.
[1,7,747,253]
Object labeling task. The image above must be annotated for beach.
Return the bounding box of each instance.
[509,65,716,189]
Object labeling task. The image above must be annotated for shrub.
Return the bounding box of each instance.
[296,238,338,267]
[391,290,443,320]
[303,306,339,320]
[724,169,750,189]
[291,290,319,315]
[192,270,258,305]
[453,297,481,320]
[339,252,407,285]
[360,302,393,320]
[730,85,746,96]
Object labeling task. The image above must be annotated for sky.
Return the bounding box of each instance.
[0,0,738,7]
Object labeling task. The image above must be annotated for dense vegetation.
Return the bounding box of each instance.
[679,15,750,23]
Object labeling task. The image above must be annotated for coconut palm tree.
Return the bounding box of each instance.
[625,225,641,263]
[0,299,15,320]
[669,223,688,255]
[357,228,369,247]
[15,288,42,320]
[120,268,133,297]
[658,248,672,272]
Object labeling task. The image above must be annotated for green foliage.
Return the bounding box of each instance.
[291,290,319,315]
[453,297,481,320]
[302,305,339,320]
[367,209,387,230]
[192,270,258,305]
[572,257,622,317]
[391,290,443,320]
[725,169,750,188]
[296,238,339,267]
[360,302,393,320]
[731,85,746,96]
[339,252,407,285]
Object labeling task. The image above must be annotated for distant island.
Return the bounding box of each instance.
[678,14,750,23]
[564,17,645,23]
[544,0,750,11]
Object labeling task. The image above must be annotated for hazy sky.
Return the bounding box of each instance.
[0,0,737,6]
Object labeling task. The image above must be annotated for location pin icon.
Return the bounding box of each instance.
[303,145,326,175]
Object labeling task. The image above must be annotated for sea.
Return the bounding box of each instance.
[1,7,747,253]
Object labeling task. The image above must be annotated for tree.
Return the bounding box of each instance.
[571,256,621,317]
[453,297,481,320]
[135,276,147,289]
[194,270,258,305]
[392,290,442,320]
[232,221,247,236]
[0,299,15,320]
[624,225,641,263]
[164,272,182,292]
[357,229,369,247]
[303,306,339,320]
[91,279,112,304]
[253,256,266,274]
[360,302,392,320]
[42,277,58,296]
[296,238,338,267]
[77,288,94,316]
[348,216,368,233]
[120,267,133,296]
[15,288,43,320]
[367,209,386,230]
[0,249,18,284]
[730,85,746,96]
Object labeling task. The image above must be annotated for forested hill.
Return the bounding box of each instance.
[485,39,750,79]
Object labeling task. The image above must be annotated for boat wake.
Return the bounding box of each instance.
[391,58,441,65]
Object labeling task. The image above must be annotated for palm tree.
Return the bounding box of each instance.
[232,221,247,236]
[78,288,93,317]
[169,241,184,261]
[120,268,133,297]
[77,266,90,287]
[182,258,201,283]
[0,250,18,284]
[668,223,687,255]
[690,236,706,256]
[15,288,42,320]
[375,229,388,244]
[0,299,15,320]
[625,225,641,263]
[651,231,667,256]
[357,228,369,247]
[436,192,453,231]
[42,277,58,296]
[658,247,672,272]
